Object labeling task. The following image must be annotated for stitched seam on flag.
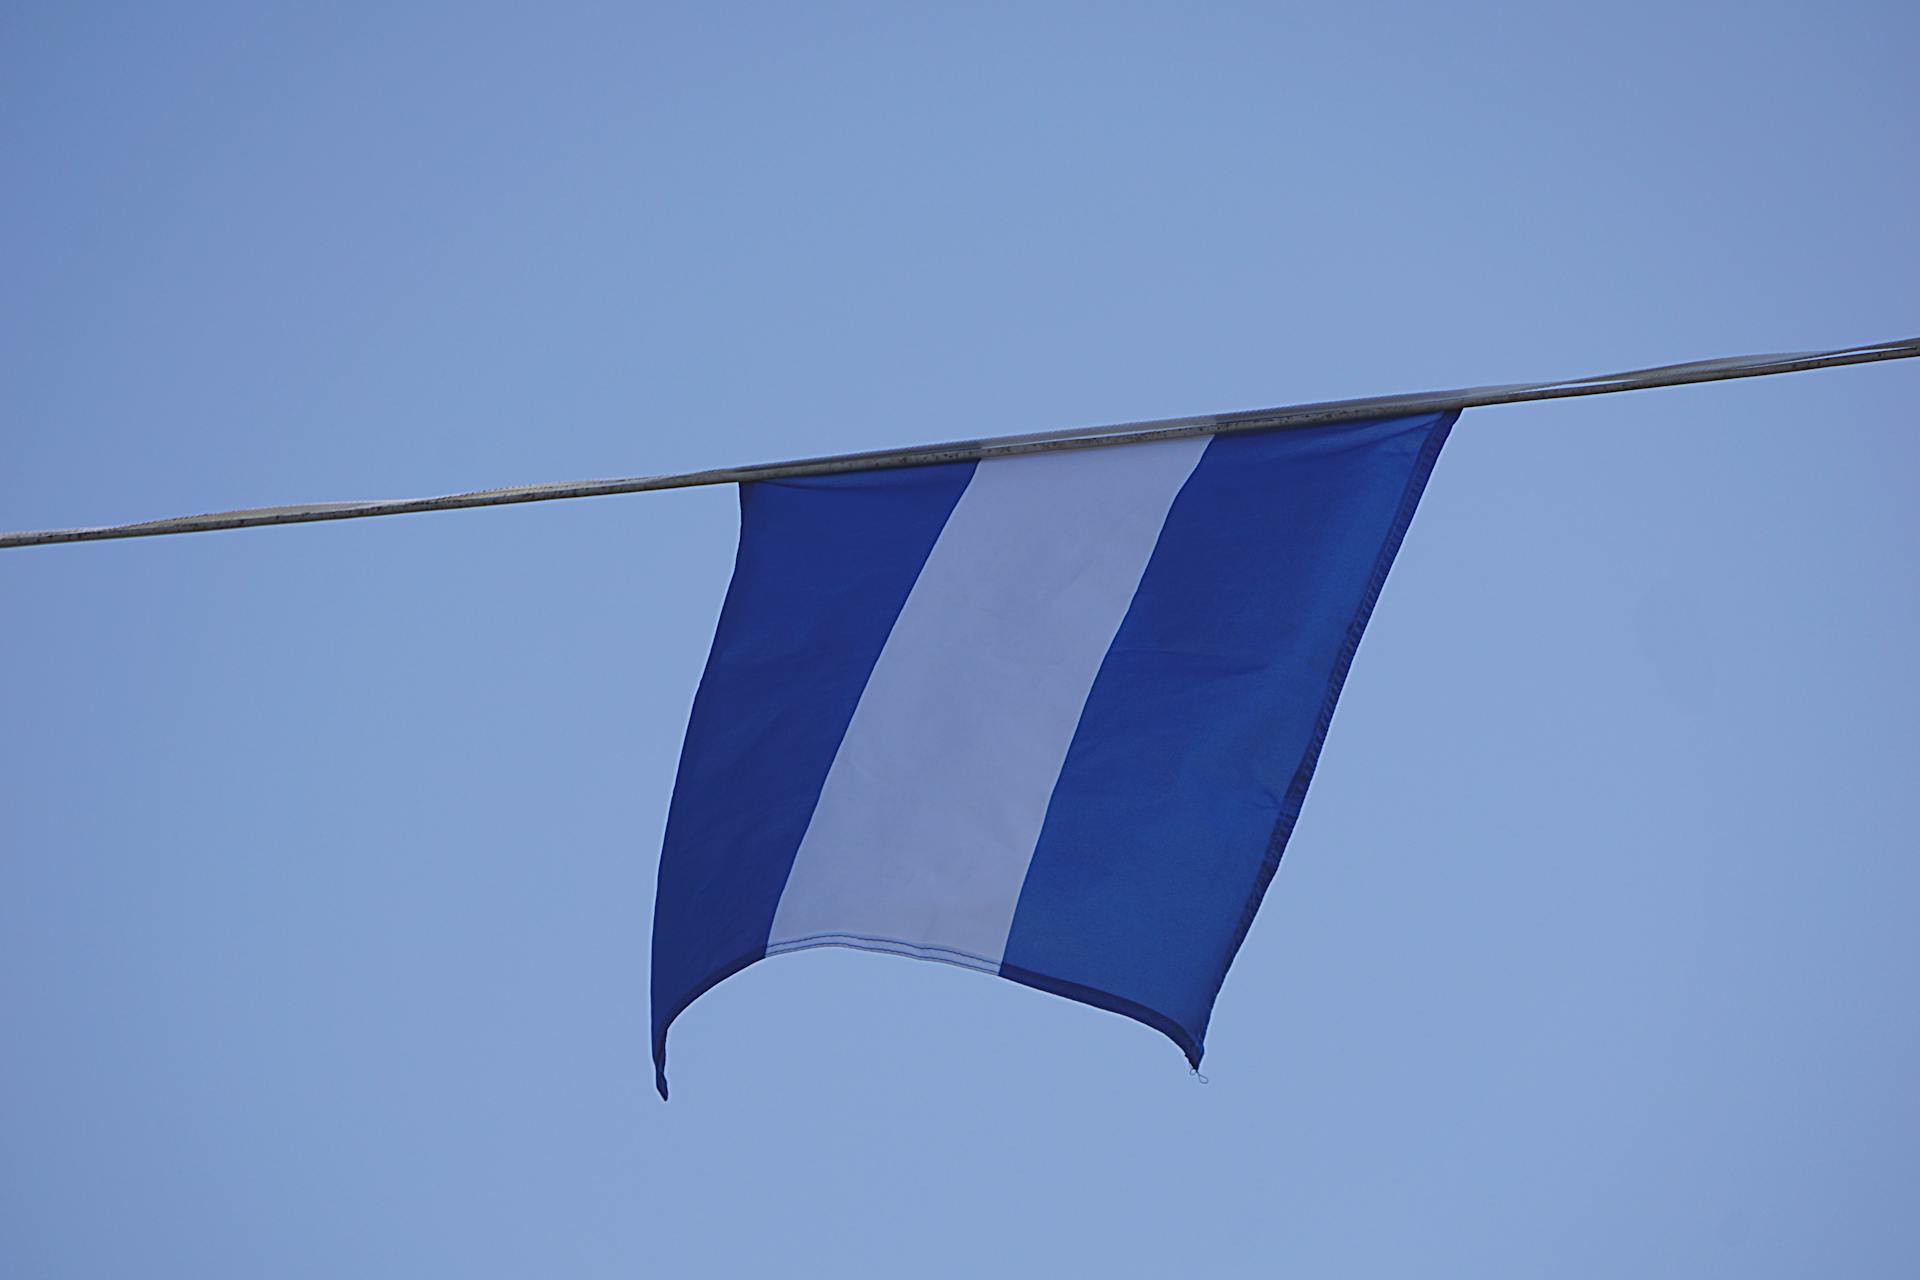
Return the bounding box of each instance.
[651,939,1003,1095]
[651,938,1207,1096]
[764,932,1000,972]
[648,940,997,1096]
[1214,411,1458,1041]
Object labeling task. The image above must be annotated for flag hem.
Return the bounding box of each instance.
[651,939,1208,1100]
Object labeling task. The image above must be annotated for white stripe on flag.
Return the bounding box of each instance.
[767,436,1210,968]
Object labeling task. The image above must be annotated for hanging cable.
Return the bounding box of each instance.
[3,336,1915,550]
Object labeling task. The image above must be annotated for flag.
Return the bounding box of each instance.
[650,410,1455,1096]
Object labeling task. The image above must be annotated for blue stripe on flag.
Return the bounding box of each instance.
[999,412,1455,1065]
[650,460,975,1097]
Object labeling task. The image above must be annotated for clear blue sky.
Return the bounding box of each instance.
[4,4,1917,1275]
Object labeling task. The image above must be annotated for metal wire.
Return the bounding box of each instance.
[4,336,1915,550]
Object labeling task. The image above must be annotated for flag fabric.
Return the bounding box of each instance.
[649,410,1455,1097]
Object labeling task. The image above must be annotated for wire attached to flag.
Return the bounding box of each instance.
[3,336,1915,551]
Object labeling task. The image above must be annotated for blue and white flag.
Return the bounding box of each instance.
[650,411,1454,1096]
